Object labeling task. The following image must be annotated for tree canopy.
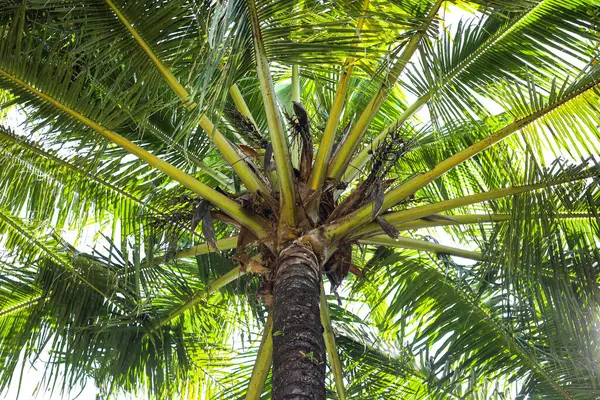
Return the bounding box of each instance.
[1,0,600,398]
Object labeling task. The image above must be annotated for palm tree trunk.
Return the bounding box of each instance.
[272,242,326,399]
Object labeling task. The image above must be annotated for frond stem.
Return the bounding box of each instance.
[105,0,271,199]
[247,0,297,229]
[326,0,444,181]
[309,0,370,192]
[245,314,273,399]
[359,236,484,260]
[325,79,600,241]
[229,84,259,129]
[342,0,560,184]
[349,173,596,240]
[360,212,597,237]
[0,68,272,240]
[320,281,346,399]
[142,236,238,269]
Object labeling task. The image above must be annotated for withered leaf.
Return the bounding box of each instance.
[325,245,352,292]
[376,216,399,239]
[202,209,218,250]
[349,264,364,279]
[326,183,366,222]
[382,178,396,190]
[239,144,260,159]
[299,131,313,182]
[264,142,273,175]
[191,200,210,234]
[236,226,258,253]
[372,179,384,218]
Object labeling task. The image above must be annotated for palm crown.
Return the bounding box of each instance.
[1,0,600,398]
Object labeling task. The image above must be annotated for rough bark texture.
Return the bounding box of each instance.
[272,241,326,399]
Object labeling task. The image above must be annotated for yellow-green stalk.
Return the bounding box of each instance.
[327,0,444,181]
[342,94,430,183]
[341,0,565,185]
[105,0,272,199]
[326,80,599,241]
[320,281,346,400]
[309,0,371,192]
[359,236,484,260]
[247,0,297,230]
[245,315,274,399]
[0,69,271,239]
[350,175,595,240]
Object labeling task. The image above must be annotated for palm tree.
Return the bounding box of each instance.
[1,0,600,398]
